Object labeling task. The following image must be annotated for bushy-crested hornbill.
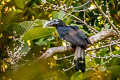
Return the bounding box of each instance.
[43,19,91,72]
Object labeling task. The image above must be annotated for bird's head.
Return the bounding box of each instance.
[43,19,66,28]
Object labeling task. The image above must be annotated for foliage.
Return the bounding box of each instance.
[0,0,120,80]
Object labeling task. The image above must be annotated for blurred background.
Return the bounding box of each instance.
[0,0,120,80]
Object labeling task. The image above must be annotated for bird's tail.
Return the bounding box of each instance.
[74,46,85,72]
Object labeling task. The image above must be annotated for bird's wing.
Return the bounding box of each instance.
[63,28,88,48]
[77,29,91,44]
[69,26,87,38]
[69,26,91,44]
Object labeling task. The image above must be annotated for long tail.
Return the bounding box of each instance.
[74,46,85,72]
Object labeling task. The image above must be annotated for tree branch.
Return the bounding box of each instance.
[44,1,98,34]
[67,13,98,33]
[91,0,119,34]
[36,29,117,61]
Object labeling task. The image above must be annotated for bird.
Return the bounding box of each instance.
[43,19,91,72]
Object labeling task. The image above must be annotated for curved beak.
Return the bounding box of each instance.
[43,20,55,28]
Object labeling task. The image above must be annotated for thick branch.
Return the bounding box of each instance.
[38,29,117,60]
[89,29,117,44]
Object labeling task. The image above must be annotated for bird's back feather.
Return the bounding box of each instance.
[57,26,88,49]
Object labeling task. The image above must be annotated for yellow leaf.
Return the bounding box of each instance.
[8,36,13,39]
[98,20,103,25]
[1,64,7,72]
[53,56,58,60]
[8,78,12,80]
[48,14,52,18]
[116,24,120,28]
[62,41,67,46]
[97,16,102,20]
[12,6,16,11]
[88,3,96,10]
[0,33,3,38]
[115,46,120,50]
[43,47,46,50]
[49,62,56,68]
[1,1,5,5]
[4,65,7,69]
[27,40,31,46]
[32,16,35,20]
[5,7,9,12]
[5,0,11,2]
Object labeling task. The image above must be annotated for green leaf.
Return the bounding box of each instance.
[109,65,120,76]
[71,70,107,80]
[19,43,30,54]
[71,70,97,80]
[34,19,48,27]
[19,21,37,30]
[113,50,120,55]
[11,21,38,35]
[35,38,48,46]
[0,11,1,22]
[2,11,18,31]
[98,65,107,72]
[105,23,110,29]
[97,48,108,56]
[86,57,96,68]
[12,19,48,35]
[23,27,55,41]
[15,0,25,9]
[52,11,65,19]
[71,71,81,80]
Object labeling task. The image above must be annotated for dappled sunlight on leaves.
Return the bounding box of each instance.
[0,0,120,80]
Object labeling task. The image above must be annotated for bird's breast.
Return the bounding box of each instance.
[57,27,70,38]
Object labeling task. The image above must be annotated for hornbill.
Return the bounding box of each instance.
[43,19,91,72]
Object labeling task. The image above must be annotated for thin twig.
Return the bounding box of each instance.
[63,65,75,72]
[109,41,113,56]
[91,0,119,35]
[72,9,88,12]
[45,1,98,34]
[56,54,74,60]
[67,13,98,33]
[74,1,90,9]
[87,41,120,52]
[91,54,120,59]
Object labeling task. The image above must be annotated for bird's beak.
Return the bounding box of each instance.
[43,20,54,29]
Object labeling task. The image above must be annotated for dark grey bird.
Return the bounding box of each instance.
[43,19,91,72]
